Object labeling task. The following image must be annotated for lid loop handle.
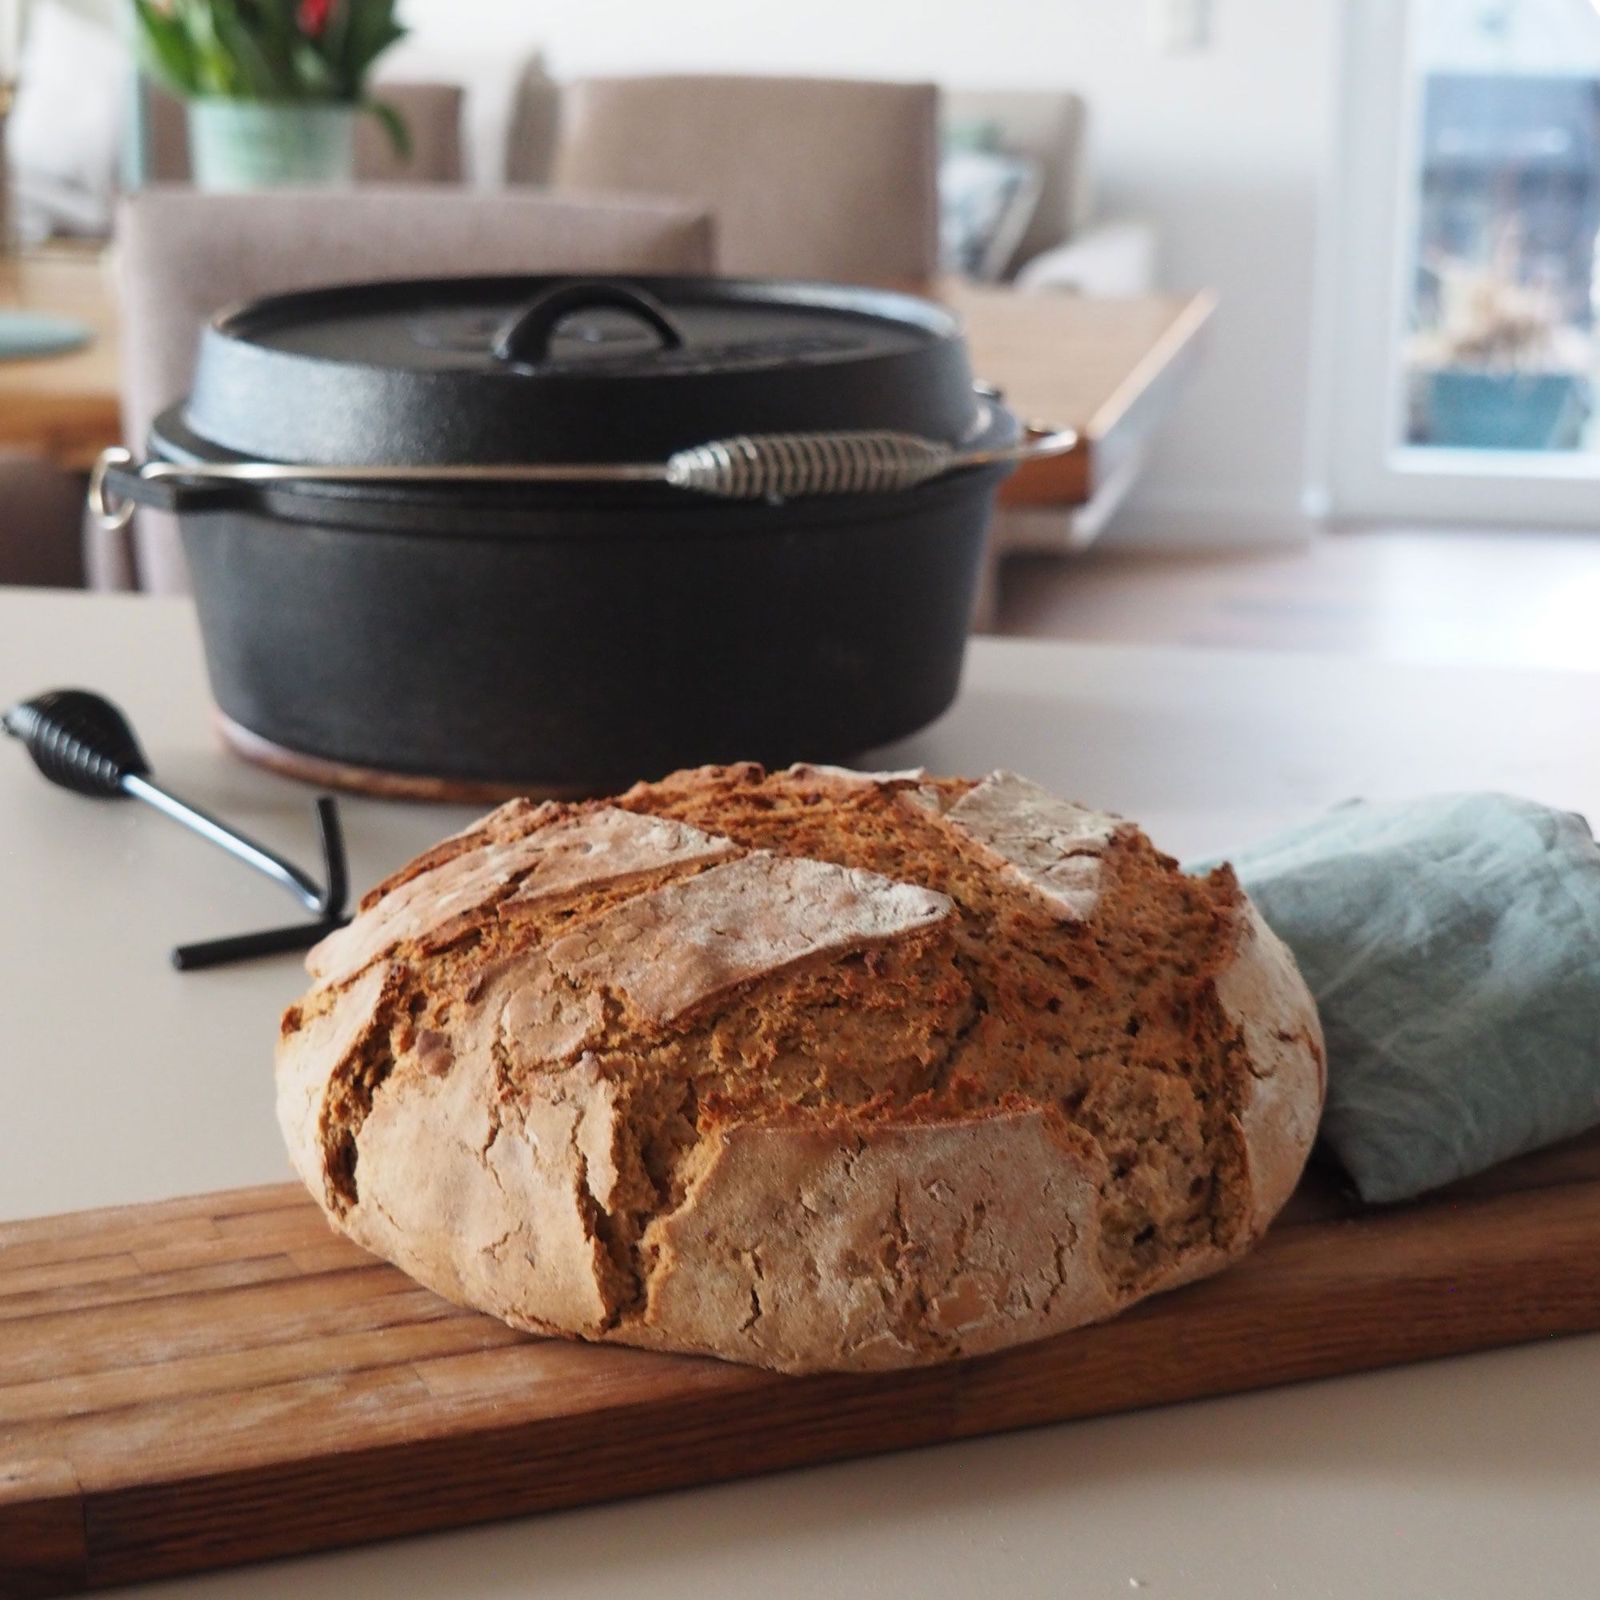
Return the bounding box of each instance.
[492,279,686,367]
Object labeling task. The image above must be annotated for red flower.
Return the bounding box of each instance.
[298,0,332,37]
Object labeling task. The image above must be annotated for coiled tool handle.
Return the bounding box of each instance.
[3,687,349,969]
[1,688,150,798]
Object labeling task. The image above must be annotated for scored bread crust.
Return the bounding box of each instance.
[276,765,1325,1374]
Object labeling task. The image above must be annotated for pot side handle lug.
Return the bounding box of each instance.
[89,448,264,529]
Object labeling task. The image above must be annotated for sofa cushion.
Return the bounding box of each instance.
[939,133,1043,282]
[941,88,1090,276]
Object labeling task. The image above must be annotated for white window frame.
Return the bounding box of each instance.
[1319,0,1600,526]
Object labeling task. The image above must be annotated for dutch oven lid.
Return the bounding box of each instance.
[180,275,985,468]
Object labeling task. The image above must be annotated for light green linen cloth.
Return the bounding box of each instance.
[1190,794,1600,1204]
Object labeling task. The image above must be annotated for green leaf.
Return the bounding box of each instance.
[181,1,242,96]
[129,0,406,103]
[213,0,293,97]
[291,39,338,97]
[364,95,410,159]
[323,0,354,91]
[341,0,405,89]
[131,0,202,95]
[255,0,311,96]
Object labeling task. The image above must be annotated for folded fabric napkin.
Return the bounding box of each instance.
[1190,794,1600,1204]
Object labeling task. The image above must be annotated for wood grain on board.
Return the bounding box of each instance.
[4,1129,1598,1598]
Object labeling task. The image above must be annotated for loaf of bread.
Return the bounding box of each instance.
[277,764,1324,1373]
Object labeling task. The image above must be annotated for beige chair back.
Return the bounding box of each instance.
[355,83,465,183]
[0,455,86,587]
[550,74,940,285]
[142,82,466,186]
[504,60,562,187]
[103,186,716,593]
[0,101,85,587]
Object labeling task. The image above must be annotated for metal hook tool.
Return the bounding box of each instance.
[3,688,349,970]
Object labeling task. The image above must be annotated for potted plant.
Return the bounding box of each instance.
[131,0,409,191]
[1407,232,1592,452]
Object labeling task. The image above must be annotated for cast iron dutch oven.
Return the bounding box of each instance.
[93,275,1073,795]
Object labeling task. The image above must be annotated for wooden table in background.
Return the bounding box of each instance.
[940,279,1214,529]
[0,249,122,473]
[1,250,1212,529]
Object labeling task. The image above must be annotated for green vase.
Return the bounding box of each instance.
[186,100,357,192]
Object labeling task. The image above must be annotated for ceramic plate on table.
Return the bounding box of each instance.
[0,308,92,360]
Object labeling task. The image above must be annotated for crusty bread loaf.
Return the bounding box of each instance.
[277,765,1324,1373]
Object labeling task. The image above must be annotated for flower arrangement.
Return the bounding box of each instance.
[1412,226,1589,375]
[131,0,410,154]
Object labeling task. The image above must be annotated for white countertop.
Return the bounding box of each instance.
[3,588,1598,1597]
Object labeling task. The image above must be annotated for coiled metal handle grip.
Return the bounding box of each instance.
[1,688,150,797]
[665,430,956,498]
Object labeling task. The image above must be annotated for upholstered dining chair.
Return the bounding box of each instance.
[0,455,87,587]
[101,186,716,593]
[0,85,11,248]
[548,74,941,285]
[142,81,467,186]
[1,93,88,589]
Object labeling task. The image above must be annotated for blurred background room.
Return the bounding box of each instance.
[3,0,1600,668]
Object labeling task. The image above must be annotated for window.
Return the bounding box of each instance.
[1404,2,1600,455]
[1325,0,1600,522]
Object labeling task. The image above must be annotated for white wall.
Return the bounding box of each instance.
[395,0,1344,551]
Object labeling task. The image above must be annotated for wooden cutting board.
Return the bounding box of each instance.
[6,1131,1600,1599]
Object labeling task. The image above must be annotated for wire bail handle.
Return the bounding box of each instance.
[89,447,137,533]
[88,389,1077,527]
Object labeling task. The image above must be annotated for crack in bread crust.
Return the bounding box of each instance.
[276,764,1325,1373]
